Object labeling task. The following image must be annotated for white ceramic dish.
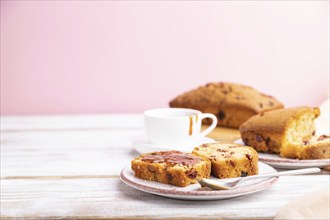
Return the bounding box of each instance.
[132,136,216,154]
[144,108,217,145]
[235,139,330,169]
[120,162,278,201]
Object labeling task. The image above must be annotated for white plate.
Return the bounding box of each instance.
[120,162,278,201]
[235,139,330,169]
[132,137,216,154]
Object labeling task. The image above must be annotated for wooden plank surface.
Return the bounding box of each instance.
[1,118,239,178]
[2,126,328,178]
[1,129,142,177]
[1,114,239,140]
[1,114,144,131]
[1,115,329,219]
[1,176,329,219]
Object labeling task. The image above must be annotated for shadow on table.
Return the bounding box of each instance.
[116,179,273,205]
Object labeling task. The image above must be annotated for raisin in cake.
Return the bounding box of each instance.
[239,106,330,159]
[192,142,258,179]
[131,151,211,187]
[299,135,330,159]
[169,82,284,128]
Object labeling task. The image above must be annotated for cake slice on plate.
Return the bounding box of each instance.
[299,135,330,159]
[131,151,211,187]
[192,142,259,179]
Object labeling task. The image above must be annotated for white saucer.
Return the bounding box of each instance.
[132,137,216,154]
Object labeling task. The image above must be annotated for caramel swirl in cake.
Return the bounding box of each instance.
[141,150,201,166]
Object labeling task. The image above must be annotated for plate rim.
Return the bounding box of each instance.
[258,153,330,164]
[132,136,216,154]
[120,162,278,198]
[235,139,330,167]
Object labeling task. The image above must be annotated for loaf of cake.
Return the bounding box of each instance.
[239,106,330,159]
[131,151,211,187]
[192,142,258,179]
[169,82,284,128]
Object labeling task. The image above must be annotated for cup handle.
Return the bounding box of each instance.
[197,113,218,138]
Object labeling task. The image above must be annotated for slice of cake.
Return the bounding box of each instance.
[131,151,211,187]
[169,82,284,128]
[192,142,258,179]
[239,106,330,159]
[300,135,330,159]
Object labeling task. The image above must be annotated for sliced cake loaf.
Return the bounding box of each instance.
[239,106,330,159]
[192,142,258,179]
[131,151,211,187]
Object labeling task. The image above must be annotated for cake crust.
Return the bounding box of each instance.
[300,135,330,159]
[239,106,329,159]
[170,82,284,128]
[131,151,211,187]
[192,142,259,179]
[239,107,320,134]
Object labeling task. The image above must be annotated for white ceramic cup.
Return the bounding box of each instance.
[144,108,218,145]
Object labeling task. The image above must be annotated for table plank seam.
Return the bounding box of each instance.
[1,175,120,180]
[1,127,143,133]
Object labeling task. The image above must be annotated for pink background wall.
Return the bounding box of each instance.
[1,1,329,115]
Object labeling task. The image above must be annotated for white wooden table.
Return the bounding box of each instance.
[1,115,329,219]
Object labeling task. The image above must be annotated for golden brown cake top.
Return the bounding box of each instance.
[193,142,257,161]
[170,82,284,113]
[139,150,203,166]
[239,106,320,133]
